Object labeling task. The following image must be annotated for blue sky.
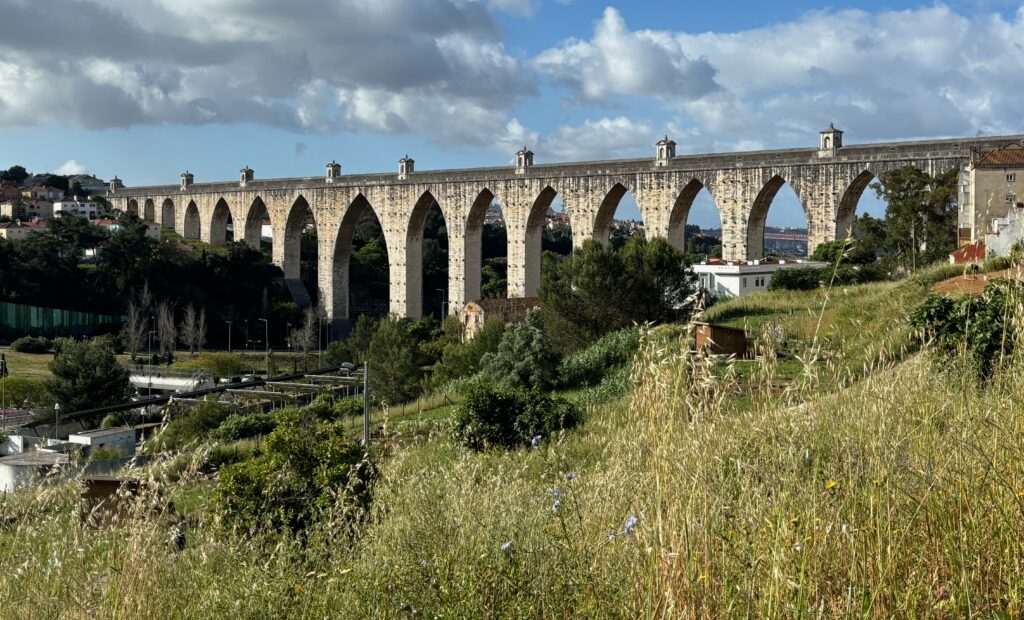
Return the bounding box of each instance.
[2,0,1023,227]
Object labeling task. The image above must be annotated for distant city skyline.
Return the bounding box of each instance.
[2,0,1018,226]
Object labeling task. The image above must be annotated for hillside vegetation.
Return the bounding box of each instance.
[2,266,1023,618]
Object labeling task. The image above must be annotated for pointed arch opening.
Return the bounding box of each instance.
[466,189,508,302]
[160,199,175,230]
[243,197,271,252]
[209,198,234,245]
[835,170,888,264]
[747,176,809,259]
[183,201,200,240]
[666,179,723,262]
[520,186,572,298]
[406,191,449,319]
[594,183,646,248]
[143,199,155,222]
[283,196,318,305]
[332,195,390,321]
[127,199,139,216]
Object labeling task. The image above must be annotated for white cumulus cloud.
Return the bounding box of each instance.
[54,160,89,175]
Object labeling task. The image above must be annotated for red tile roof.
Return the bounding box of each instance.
[950,242,986,264]
[976,144,1024,167]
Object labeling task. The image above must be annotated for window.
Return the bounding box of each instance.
[1007,194,1017,204]
[1008,173,1017,183]
[742,277,748,288]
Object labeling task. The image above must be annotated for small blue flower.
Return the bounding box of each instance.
[623,515,638,537]
[607,530,617,541]
[531,435,543,448]
[563,472,578,480]
[549,488,562,497]
[551,499,561,513]
[500,540,512,552]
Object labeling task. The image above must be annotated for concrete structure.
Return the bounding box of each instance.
[107,130,1024,320]
[460,297,541,340]
[694,259,830,298]
[0,452,68,493]
[21,186,64,201]
[0,218,48,241]
[54,196,100,220]
[68,428,136,457]
[1,198,53,220]
[94,218,160,240]
[695,322,749,357]
[960,143,1024,243]
[69,174,107,194]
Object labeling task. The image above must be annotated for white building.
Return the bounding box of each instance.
[693,259,830,298]
[68,427,136,457]
[0,452,69,493]
[53,196,101,220]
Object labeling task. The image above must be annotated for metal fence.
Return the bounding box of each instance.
[0,302,124,338]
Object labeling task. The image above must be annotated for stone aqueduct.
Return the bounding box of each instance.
[108,128,1024,321]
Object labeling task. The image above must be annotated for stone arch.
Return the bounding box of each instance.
[127,199,139,216]
[183,201,200,240]
[160,199,175,230]
[330,194,389,320]
[209,198,233,245]
[404,190,449,318]
[666,179,710,251]
[521,185,566,297]
[837,170,877,239]
[464,188,503,303]
[746,175,808,259]
[143,199,155,222]
[243,197,269,250]
[592,183,631,245]
[283,195,314,281]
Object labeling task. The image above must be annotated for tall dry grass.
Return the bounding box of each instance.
[0,272,1022,618]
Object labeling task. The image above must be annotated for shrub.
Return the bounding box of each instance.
[158,402,236,449]
[769,268,824,291]
[431,318,505,388]
[0,376,47,408]
[176,352,246,379]
[92,333,125,354]
[11,336,52,354]
[452,383,582,451]
[88,446,123,462]
[217,413,378,532]
[211,413,278,442]
[982,255,1011,272]
[482,309,559,391]
[558,327,640,388]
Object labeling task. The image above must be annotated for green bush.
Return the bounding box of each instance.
[11,336,52,353]
[431,318,505,388]
[175,352,246,379]
[452,383,582,451]
[910,278,1023,377]
[92,333,125,354]
[158,402,236,449]
[217,412,378,532]
[558,327,639,388]
[0,376,47,408]
[482,309,559,391]
[211,413,278,442]
[769,268,824,291]
[982,255,1011,272]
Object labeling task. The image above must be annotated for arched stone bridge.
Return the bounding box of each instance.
[108,129,1023,320]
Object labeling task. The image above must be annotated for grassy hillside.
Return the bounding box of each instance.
[2,268,1023,618]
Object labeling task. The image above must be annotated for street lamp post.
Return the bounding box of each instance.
[225,320,233,353]
[436,288,448,318]
[258,318,269,377]
[148,330,156,363]
[53,403,61,439]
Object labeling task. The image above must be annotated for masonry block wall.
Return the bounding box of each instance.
[107,134,1021,320]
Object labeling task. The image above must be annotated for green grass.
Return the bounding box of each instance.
[1,271,1023,617]
[0,349,54,380]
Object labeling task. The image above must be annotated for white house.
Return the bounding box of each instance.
[693,258,830,299]
[53,196,101,220]
[68,427,136,457]
[0,452,69,493]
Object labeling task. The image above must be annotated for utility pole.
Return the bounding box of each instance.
[259,318,269,377]
[225,320,233,353]
[0,352,9,411]
[362,361,370,446]
[53,403,60,439]
[436,288,448,317]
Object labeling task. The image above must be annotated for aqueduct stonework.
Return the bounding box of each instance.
[109,129,1024,320]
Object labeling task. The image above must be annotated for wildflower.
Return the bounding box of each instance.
[607,530,617,541]
[551,499,561,514]
[500,541,512,552]
[563,472,578,480]
[825,479,838,491]
[624,515,638,536]
[549,488,562,497]
[531,435,543,449]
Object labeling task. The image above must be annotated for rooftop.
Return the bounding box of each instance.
[976,144,1024,167]
[70,427,135,439]
[0,452,69,467]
